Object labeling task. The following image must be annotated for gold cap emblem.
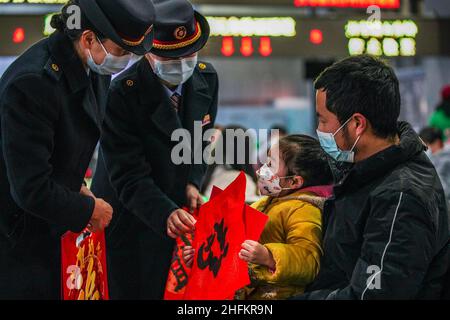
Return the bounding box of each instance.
[174,26,187,40]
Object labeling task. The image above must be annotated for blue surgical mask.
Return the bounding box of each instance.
[153,55,197,86]
[87,39,131,75]
[317,117,361,163]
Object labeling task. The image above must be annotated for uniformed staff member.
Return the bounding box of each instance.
[0,0,156,299]
[91,0,219,299]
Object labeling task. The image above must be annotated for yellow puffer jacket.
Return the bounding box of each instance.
[243,188,329,300]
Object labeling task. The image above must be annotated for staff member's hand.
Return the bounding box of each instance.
[88,198,113,233]
[186,183,204,212]
[167,209,196,239]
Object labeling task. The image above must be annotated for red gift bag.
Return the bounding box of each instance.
[210,186,268,242]
[163,232,194,300]
[61,230,109,300]
[184,172,250,300]
[163,206,198,300]
[164,186,227,300]
[164,192,222,299]
[164,175,268,300]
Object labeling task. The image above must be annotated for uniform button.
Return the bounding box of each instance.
[198,63,206,70]
[126,79,134,87]
[51,63,59,72]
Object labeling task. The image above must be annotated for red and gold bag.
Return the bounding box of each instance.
[184,172,251,300]
[164,174,269,300]
[61,230,109,300]
[163,207,197,300]
[163,233,194,300]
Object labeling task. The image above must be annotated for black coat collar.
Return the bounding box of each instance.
[47,31,90,94]
[136,58,212,138]
[335,122,426,194]
[47,32,112,130]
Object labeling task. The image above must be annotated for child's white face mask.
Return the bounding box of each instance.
[256,164,297,196]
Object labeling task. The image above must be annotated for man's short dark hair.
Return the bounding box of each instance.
[314,54,401,138]
[419,127,443,144]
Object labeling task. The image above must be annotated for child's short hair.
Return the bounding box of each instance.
[278,134,333,187]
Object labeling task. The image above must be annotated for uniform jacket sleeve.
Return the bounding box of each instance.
[100,88,179,237]
[307,191,437,300]
[188,72,219,190]
[251,203,323,287]
[0,75,94,232]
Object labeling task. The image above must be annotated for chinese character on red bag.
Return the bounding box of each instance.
[183,172,268,300]
[61,230,109,300]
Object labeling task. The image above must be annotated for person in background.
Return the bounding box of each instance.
[186,134,333,299]
[91,0,218,299]
[0,0,155,299]
[420,127,445,155]
[429,85,450,140]
[420,127,450,205]
[201,125,259,202]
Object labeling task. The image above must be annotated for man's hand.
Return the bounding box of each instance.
[80,185,95,198]
[167,208,196,239]
[186,184,204,212]
[88,198,113,233]
[182,245,195,268]
[239,240,276,270]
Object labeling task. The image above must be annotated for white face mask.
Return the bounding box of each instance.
[256,164,298,196]
[87,39,131,75]
[153,55,198,86]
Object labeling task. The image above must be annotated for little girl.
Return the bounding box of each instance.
[184,134,333,300]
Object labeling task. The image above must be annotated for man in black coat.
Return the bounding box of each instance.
[295,55,449,299]
[91,0,219,299]
[0,0,156,299]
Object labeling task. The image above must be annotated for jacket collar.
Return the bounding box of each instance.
[47,31,90,94]
[137,58,212,138]
[336,121,426,194]
[182,69,212,132]
[260,187,331,212]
